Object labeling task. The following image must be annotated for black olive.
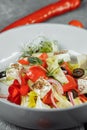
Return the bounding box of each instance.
[84,94,87,97]
[61,66,66,70]
[0,71,6,78]
[71,89,78,98]
[72,68,84,78]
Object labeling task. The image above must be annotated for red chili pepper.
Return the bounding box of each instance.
[68,19,84,28]
[1,0,81,32]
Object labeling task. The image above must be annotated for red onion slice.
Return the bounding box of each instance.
[48,78,64,95]
[50,92,58,108]
[67,91,75,106]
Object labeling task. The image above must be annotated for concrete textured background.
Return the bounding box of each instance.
[0,0,87,30]
[0,0,87,130]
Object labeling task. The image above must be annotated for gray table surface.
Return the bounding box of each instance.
[0,0,87,130]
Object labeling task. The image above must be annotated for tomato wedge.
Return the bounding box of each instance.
[63,75,78,92]
[79,95,87,103]
[42,89,58,108]
[18,58,29,65]
[39,53,48,68]
[39,53,48,59]
[26,65,47,82]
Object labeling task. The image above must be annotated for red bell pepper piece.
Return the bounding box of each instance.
[7,78,30,104]
[7,94,21,105]
[13,79,21,88]
[8,79,21,98]
[20,84,30,96]
[8,85,19,98]
[8,80,21,105]
[20,74,29,85]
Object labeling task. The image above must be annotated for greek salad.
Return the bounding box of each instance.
[0,36,87,109]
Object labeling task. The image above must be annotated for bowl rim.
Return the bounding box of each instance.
[0,22,87,35]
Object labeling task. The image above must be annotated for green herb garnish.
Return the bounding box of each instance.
[28,57,42,65]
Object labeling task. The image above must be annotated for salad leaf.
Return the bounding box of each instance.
[77,54,87,69]
[21,46,34,57]
[47,56,68,84]
[21,37,59,57]
[21,92,37,108]
[21,96,29,107]
[35,96,50,109]
[54,91,72,108]
[74,97,83,105]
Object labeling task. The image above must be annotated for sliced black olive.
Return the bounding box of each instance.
[0,71,6,78]
[61,66,66,70]
[71,89,78,98]
[84,94,87,97]
[72,68,84,78]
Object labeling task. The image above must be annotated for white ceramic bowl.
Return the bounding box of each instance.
[0,23,87,130]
